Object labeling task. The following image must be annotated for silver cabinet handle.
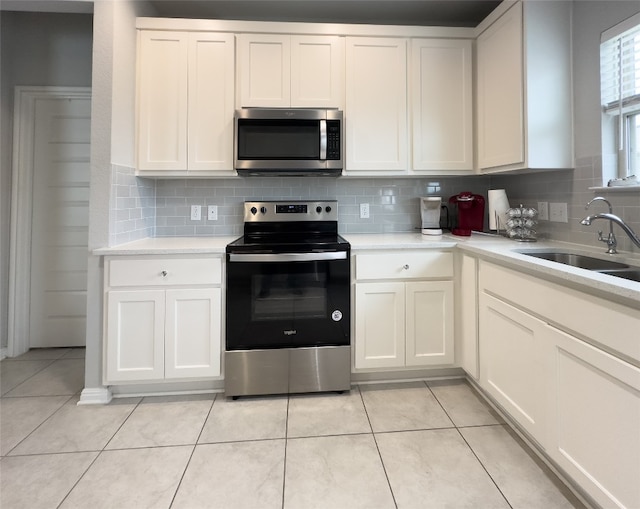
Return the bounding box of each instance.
[403,264,410,270]
[160,270,168,277]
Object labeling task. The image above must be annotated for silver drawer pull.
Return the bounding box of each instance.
[160,270,168,277]
[403,264,410,270]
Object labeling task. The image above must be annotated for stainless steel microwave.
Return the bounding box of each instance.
[234,108,343,176]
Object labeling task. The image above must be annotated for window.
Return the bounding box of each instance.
[600,13,640,179]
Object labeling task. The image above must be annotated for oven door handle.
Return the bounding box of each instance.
[228,252,347,262]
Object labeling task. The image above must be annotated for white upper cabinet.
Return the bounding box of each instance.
[476,1,573,172]
[137,31,189,171]
[188,33,236,172]
[137,30,235,175]
[410,38,473,173]
[237,34,344,108]
[345,37,408,173]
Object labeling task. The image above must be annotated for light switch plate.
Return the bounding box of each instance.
[537,202,549,221]
[207,205,218,221]
[549,202,568,223]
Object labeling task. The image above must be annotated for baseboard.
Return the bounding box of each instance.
[352,366,465,384]
[0,347,7,360]
[77,387,113,405]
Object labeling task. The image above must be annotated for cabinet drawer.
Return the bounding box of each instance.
[356,251,453,280]
[108,257,221,287]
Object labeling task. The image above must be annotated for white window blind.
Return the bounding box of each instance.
[600,12,640,114]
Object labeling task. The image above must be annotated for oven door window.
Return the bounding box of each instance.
[226,258,350,350]
[252,272,327,321]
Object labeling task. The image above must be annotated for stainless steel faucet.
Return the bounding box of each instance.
[581,201,640,251]
[584,197,618,253]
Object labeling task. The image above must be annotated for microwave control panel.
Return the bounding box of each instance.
[327,120,341,160]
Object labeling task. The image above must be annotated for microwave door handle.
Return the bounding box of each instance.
[320,119,327,160]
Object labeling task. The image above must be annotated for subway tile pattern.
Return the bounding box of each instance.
[110,158,639,254]
[0,349,587,509]
[149,175,490,238]
[109,165,155,246]
[491,155,640,254]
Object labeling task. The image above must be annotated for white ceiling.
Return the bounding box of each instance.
[1,0,502,27]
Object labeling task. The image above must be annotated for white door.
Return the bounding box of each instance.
[237,33,291,107]
[164,288,221,379]
[355,282,405,369]
[29,97,91,347]
[105,290,166,382]
[405,281,454,367]
[137,31,189,170]
[345,37,408,173]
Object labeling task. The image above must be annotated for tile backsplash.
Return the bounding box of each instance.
[110,161,640,254]
[114,174,491,241]
[492,156,640,254]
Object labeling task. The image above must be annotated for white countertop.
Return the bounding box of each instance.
[93,236,238,255]
[346,232,640,306]
[94,232,640,306]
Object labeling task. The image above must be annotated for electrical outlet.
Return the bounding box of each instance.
[537,202,549,221]
[360,203,370,219]
[549,202,568,223]
[190,205,201,221]
[207,205,218,221]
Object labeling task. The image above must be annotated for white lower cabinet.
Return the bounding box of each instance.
[479,292,550,442]
[547,326,640,509]
[477,260,640,509]
[354,251,454,370]
[104,256,222,383]
[106,290,165,381]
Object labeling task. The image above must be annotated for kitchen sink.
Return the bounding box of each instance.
[517,250,640,283]
[518,251,630,271]
[597,269,640,283]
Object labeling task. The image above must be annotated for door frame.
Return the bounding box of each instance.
[8,86,91,357]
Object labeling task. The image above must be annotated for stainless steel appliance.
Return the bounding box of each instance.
[234,108,343,176]
[225,200,351,398]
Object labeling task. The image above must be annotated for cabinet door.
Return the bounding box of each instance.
[105,290,165,382]
[548,327,640,509]
[476,2,524,170]
[355,282,405,369]
[165,288,221,379]
[237,34,291,107]
[291,35,344,108]
[345,37,408,173]
[188,33,235,172]
[405,281,454,366]
[479,292,548,441]
[137,31,188,171]
[411,39,473,172]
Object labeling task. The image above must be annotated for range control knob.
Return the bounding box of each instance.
[325,206,332,213]
[250,206,258,215]
[316,206,323,214]
[260,206,267,214]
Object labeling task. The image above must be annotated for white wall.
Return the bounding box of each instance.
[83,0,156,392]
[0,12,93,350]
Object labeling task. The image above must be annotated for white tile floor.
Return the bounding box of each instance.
[1,348,586,509]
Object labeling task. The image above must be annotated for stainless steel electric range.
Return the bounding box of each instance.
[225,200,351,398]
